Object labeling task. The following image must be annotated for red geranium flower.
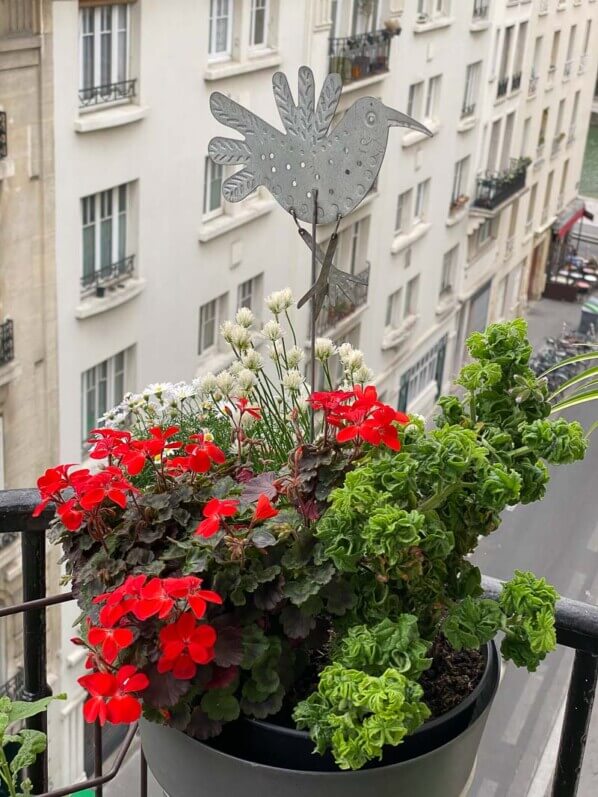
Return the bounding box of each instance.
[88,625,134,664]
[78,665,148,725]
[158,613,217,680]
[307,390,353,413]
[56,498,84,532]
[253,494,278,523]
[185,434,227,473]
[161,576,223,620]
[141,426,182,458]
[33,465,90,517]
[195,497,239,538]
[234,398,262,420]
[78,466,135,511]
[88,428,132,461]
[131,577,178,621]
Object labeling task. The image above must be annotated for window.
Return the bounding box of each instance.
[0,415,4,491]
[407,81,424,119]
[569,90,580,138]
[424,76,441,121]
[451,157,469,206]
[199,293,228,355]
[395,190,412,234]
[543,170,554,217]
[549,30,561,71]
[582,20,592,55]
[79,4,131,106]
[250,0,269,48]
[538,108,549,146]
[532,35,542,77]
[462,62,480,116]
[237,274,263,315]
[209,0,233,60]
[81,184,129,290]
[386,288,403,327]
[417,0,450,18]
[349,221,362,275]
[521,117,531,159]
[526,183,537,228]
[405,275,420,318]
[203,158,224,218]
[81,347,134,443]
[441,246,457,295]
[559,159,569,203]
[398,336,447,412]
[351,0,380,34]
[414,179,430,224]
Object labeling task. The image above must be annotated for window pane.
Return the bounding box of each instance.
[252,0,267,45]
[118,186,127,261]
[83,226,96,278]
[97,361,108,419]
[210,163,223,212]
[100,7,112,86]
[81,10,95,90]
[113,352,125,404]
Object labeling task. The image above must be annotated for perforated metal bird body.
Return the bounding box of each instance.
[208,67,430,225]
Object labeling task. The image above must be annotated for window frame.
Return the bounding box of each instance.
[208,0,233,61]
[249,0,269,50]
[407,81,424,120]
[81,347,133,445]
[404,275,420,319]
[78,4,130,99]
[440,246,457,295]
[385,288,403,328]
[395,189,412,235]
[424,75,441,122]
[414,179,430,225]
[81,184,129,287]
[203,157,225,220]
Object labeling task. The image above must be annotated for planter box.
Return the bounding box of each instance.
[141,642,499,797]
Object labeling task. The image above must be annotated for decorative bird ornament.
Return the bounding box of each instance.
[209,66,431,225]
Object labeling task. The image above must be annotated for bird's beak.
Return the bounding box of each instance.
[384,105,433,136]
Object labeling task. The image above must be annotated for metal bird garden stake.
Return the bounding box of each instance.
[208,66,430,436]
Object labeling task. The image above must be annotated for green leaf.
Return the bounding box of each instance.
[550,387,598,413]
[8,694,66,726]
[540,350,598,377]
[200,690,240,722]
[10,729,47,775]
[250,529,277,549]
[586,420,598,438]
[548,366,598,399]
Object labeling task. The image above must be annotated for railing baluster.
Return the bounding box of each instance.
[94,721,103,797]
[20,528,51,794]
[140,748,148,797]
[551,651,598,796]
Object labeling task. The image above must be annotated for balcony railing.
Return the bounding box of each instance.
[0,0,38,37]
[496,76,509,99]
[328,30,395,86]
[528,74,539,96]
[78,79,137,110]
[510,72,522,92]
[461,102,475,118]
[0,318,15,366]
[80,255,136,298]
[473,157,529,212]
[0,110,6,160]
[0,668,24,702]
[1,491,597,796]
[314,263,370,335]
[472,0,490,19]
[564,59,573,79]
[579,54,588,74]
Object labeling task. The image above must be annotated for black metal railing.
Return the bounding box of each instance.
[81,255,135,297]
[472,0,490,19]
[328,30,395,86]
[315,263,370,335]
[510,71,522,92]
[0,0,38,37]
[0,318,15,366]
[0,668,24,701]
[496,76,509,98]
[78,79,137,110]
[461,102,476,118]
[0,489,597,796]
[0,110,7,160]
[473,157,529,211]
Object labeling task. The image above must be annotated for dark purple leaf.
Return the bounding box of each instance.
[187,708,223,741]
[213,625,244,667]
[239,472,278,505]
[251,529,277,549]
[143,666,192,708]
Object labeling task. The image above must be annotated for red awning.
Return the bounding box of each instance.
[552,198,588,239]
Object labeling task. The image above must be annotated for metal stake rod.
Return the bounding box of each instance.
[309,189,318,441]
[94,721,103,797]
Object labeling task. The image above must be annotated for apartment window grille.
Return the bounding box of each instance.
[203,158,224,219]
[209,0,233,60]
[79,5,135,109]
[81,347,133,444]
[250,0,269,48]
[81,184,132,295]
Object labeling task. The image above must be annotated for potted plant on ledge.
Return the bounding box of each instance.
[35,296,596,797]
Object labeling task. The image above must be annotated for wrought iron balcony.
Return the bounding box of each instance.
[496,76,509,99]
[328,30,396,87]
[314,263,370,335]
[0,110,7,160]
[0,318,15,366]
[472,0,490,19]
[528,74,539,96]
[564,60,573,79]
[0,0,38,37]
[473,157,529,213]
[461,102,475,119]
[510,72,522,92]
[80,255,135,298]
[0,668,24,701]
[78,79,137,110]
[0,490,597,796]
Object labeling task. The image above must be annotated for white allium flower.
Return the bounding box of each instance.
[314,338,336,362]
[265,288,294,315]
[262,320,284,342]
[286,346,305,368]
[237,368,257,392]
[216,370,237,396]
[229,360,244,376]
[282,369,305,392]
[196,373,218,396]
[241,350,264,372]
[343,350,365,373]
[235,307,255,328]
[354,365,374,384]
[220,320,236,344]
[337,342,355,363]
[229,324,252,351]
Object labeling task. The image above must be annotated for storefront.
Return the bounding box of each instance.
[543,198,595,300]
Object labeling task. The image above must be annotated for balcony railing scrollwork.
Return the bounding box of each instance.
[0,668,24,702]
[472,0,490,19]
[81,255,136,298]
[314,263,370,335]
[510,72,522,92]
[328,30,396,86]
[78,79,137,110]
[473,157,530,212]
[496,76,509,99]
[0,318,15,366]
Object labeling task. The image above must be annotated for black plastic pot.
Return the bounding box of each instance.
[141,640,499,797]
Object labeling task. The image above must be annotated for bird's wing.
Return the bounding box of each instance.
[272,72,299,135]
[210,92,264,138]
[313,74,342,143]
[297,66,316,143]
[208,137,252,165]
[222,169,258,203]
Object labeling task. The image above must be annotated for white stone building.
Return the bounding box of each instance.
[2,0,597,788]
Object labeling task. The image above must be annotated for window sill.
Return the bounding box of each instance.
[195,349,235,377]
[413,16,454,34]
[381,315,419,351]
[204,51,282,81]
[402,120,439,148]
[446,206,469,227]
[198,197,277,243]
[457,116,477,133]
[75,277,145,320]
[0,159,15,181]
[436,293,457,318]
[0,359,21,389]
[340,71,390,95]
[74,104,149,133]
[391,222,431,255]
[470,20,491,32]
